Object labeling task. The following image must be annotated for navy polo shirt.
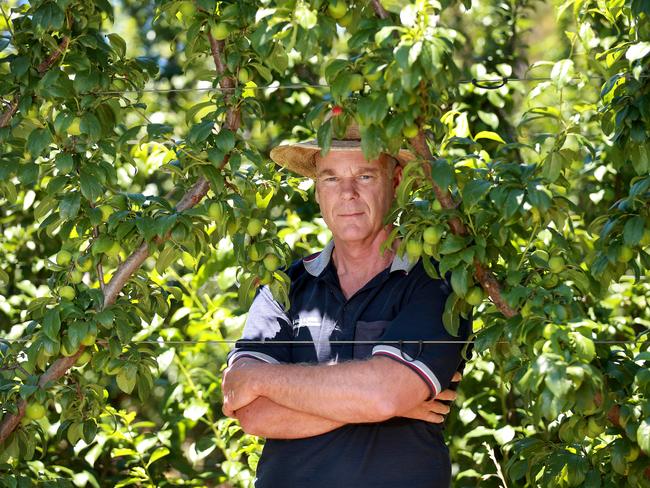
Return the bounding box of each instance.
[227,240,472,488]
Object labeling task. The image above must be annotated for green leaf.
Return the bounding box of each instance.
[317,120,333,157]
[442,291,460,336]
[450,266,469,297]
[637,418,650,455]
[68,321,88,348]
[80,113,102,140]
[550,59,574,87]
[462,180,491,209]
[147,447,170,468]
[116,364,137,394]
[623,216,645,246]
[294,3,317,29]
[439,235,469,255]
[474,131,505,144]
[430,159,455,190]
[43,309,61,341]
[59,193,81,220]
[156,244,180,274]
[55,153,74,173]
[80,168,104,202]
[626,42,650,62]
[215,129,236,152]
[27,128,52,157]
[188,120,214,144]
[545,366,572,398]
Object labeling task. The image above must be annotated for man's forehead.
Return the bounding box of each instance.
[314,151,395,175]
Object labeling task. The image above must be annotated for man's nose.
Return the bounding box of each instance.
[339,178,359,199]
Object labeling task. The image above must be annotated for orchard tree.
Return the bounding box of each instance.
[1,0,649,486]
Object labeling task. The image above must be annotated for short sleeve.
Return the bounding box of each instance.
[227,285,293,366]
[371,274,472,398]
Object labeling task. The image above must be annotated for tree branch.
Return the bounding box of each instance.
[0,36,70,130]
[370,0,389,19]
[409,130,518,318]
[0,26,243,445]
[37,36,69,74]
[0,98,18,128]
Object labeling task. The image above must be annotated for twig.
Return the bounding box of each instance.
[409,130,518,318]
[370,0,389,19]
[37,36,70,74]
[0,98,18,128]
[484,442,508,488]
[0,20,244,447]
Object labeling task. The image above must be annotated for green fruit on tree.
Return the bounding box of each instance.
[98,204,114,221]
[179,2,196,20]
[327,0,347,19]
[59,285,76,301]
[259,270,273,285]
[56,250,72,266]
[247,218,263,237]
[402,124,419,139]
[348,74,364,92]
[105,241,122,259]
[548,256,565,274]
[406,240,422,260]
[68,117,81,136]
[69,269,83,284]
[208,202,223,221]
[211,22,230,40]
[625,445,640,462]
[532,249,549,263]
[263,253,280,272]
[81,333,96,346]
[338,10,354,27]
[423,225,444,245]
[542,273,559,288]
[587,417,605,437]
[364,68,382,84]
[465,286,484,306]
[77,257,93,272]
[238,68,250,84]
[248,245,263,261]
[432,199,442,211]
[75,350,92,367]
[25,402,46,420]
[617,245,634,263]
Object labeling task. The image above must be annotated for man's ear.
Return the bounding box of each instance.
[314,183,320,205]
[392,164,403,191]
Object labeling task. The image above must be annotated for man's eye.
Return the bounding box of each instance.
[358,175,372,181]
[324,177,338,183]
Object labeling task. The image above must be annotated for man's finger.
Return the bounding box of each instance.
[451,371,462,383]
[428,401,451,415]
[427,413,445,424]
[434,389,457,402]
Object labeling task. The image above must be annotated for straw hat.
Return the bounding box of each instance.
[270,121,416,179]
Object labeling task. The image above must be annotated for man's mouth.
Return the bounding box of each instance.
[339,212,364,217]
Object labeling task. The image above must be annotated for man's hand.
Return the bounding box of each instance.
[400,371,462,423]
[222,359,262,417]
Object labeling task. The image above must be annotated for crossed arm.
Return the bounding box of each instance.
[222,357,459,439]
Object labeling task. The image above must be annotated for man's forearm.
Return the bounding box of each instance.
[236,397,345,439]
[247,357,429,423]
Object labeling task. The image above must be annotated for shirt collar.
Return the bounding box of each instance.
[303,239,417,277]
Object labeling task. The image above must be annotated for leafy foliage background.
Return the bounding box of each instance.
[1,0,650,486]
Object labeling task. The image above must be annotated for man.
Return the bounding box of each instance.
[221,125,472,487]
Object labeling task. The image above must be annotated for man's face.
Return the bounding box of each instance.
[314,150,402,243]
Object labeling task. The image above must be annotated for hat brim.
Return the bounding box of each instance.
[270,140,416,179]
